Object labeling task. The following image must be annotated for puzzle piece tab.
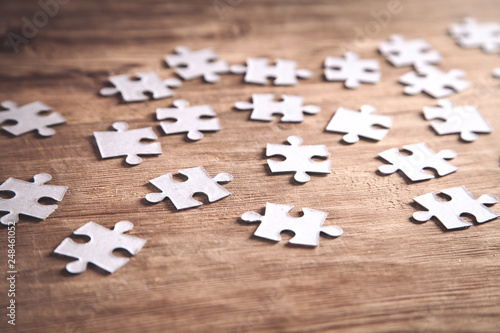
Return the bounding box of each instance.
[378,143,457,182]
[378,34,442,68]
[449,17,500,54]
[399,65,471,98]
[54,221,146,274]
[242,203,342,246]
[235,94,320,122]
[146,166,232,210]
[93,122,161,165]
[423,99,492,142]
[325,105,393,143]
[0,101,65,137]
[267,136,330,183]
[0,173,67,225]
[323,52,381,89]
[231,58,312,85]
[100,72,181,102]
[157,99,220,141]
[413,187,499,230]
[165,46,229,83]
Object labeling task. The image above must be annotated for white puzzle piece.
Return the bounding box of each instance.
[242,202,343,246]
[54,221,146,274]
[423,99,492,142]
[378,34,442,68]
[494,68,500,78]
[231,58,312,85]
[165,46,229,83]
[325,105,393,144]
[100,72,181,102]
[0,173,67,225]
[94,122,161,165]
[146,166,232,210]
[267,136,330,183]
[413,186,499,230]
[235,94,320,122]
[0,101,65,137]
[156,99,220,141]
[323,52,381,89]
[449,17,500,54]
[378,143,457,182]
[399,65,471,98]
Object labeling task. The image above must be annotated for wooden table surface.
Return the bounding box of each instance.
[1,0,500,332]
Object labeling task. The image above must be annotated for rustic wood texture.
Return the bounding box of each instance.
[1,0,500,332]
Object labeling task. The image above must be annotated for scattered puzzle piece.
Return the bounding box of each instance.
[494,68,500,78]
[378,34,442,68]
[231,58,312,85]
[0,173,67,225]
[449,17,500,54]
[93,122,161,165]
[165,46,229,83]
[54,221,146,274]
[242,202,342,246]
[156,99,220,141]
[325,105,393,143]
[413,186,499,230]
[267,136,330,183]
[423,99,492,142]
[146,166,232,210]
[399,65,471,98]
[323,52,381,89]
[235,94,320,122]
[100,72,181,102]
[0,101,65,137]
[378,143,457,182]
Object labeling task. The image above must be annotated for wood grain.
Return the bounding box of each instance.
[1,0,500,332]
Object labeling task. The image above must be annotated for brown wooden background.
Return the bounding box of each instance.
[1,0,500,332]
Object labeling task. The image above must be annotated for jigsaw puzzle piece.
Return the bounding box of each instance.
[54,221,146,274]
[378,35,442,68]
[0,101,66,137]
[413,187,499,230]
[324,52,381,89]
[449,17,500,54]
[494,68,500,78]
[231,58,312,86]
[145,166,233,210]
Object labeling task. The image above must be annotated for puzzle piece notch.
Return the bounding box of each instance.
[423,99,492,142]
[324,52,381,89]
[0,100,66,137]
[146,166,233,210]
[378,34,442,68]
[157,99,220,141]
[399,65,471,98]
[449,17,500,54]
[266,136,331,183]
[378,143,457,182]
[235,94,320,122]
[413,186,499,230]
[165,46,229,83]
[325,105,393,144]
[54,221,146,274]
[231,58,312,86]
[242,203,343,246]
[100,72,181,102]
[93,122,162,165]
[0,173,67,225]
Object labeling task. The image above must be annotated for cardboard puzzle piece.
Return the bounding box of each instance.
[146,166,232,210]
[378,142,457,182]
[54,221,146,274]
[231,58,312,85]
[325,105,393,143]
[93,122,161,165]
[378,34,442,68]
[413,186,499,230]
[242,202,343,246]
[165,46,229,83]
[235,94,320,122]
[156,99,220,141]
[0,173,67,225]
[449,17,500,54]
[266,136,330,183]
[0,101,65,137]
[324,52,381,88]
